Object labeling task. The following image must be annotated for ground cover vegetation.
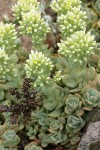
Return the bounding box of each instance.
[0,0,100,149]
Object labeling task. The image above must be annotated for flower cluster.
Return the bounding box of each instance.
[53,70,62,82]
[12,0,50,47]
[0,49,18,80]
[58,31,96,64]
[25,51,53,87]
[51,0,81,14]
[19,10,50,45]
[0,50,10,80]
[57,7,87,37]
[12,0,40,19]
[51,0,96,65]
[0,22,17,54]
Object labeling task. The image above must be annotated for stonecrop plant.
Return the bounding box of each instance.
[25,51,53,87]
[58,31,96,64]
[51,0,96,67]
[19,10,50,46]
[0,22,17,54]
[57,7,87,37]
[12,0,40,19]
[0,0,100,149]
[12,0,50,48]
[51,0,81,14]
[0,50,10,80]
[0,49,20,82]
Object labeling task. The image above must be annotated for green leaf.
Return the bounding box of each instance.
[0,90,4,101]
[43,99,58,111]
[10,54,18,63]
[62,74,78,88]
[48,108,62,118]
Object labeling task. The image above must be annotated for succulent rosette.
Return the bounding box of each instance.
[24,142,43,150]
[66,115,85,133]
[83,89,100,110]
[1,130,20,148]
[64,96,80,115]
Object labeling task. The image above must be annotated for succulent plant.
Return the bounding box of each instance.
[57,7,87,37]
[0,50,10,80]
[0,22,17,54]
[41,83,67,110]
[58,31,96,64]
[19,10,50,46]
[12,0,40,20]
[56,54,96,88]
[53,70,62,82]
[0,0,99,149]
[69,133,81,145]
[83,88,100,110]
[0,50,18,81]
[0,145,5,150]
[0,125,6,135]
[36,112,48,126]
[64,95,82,115]
[90,29,100,42]
[25,51,53,87]
[41,131,67,147]
[24,142,43,150]
[94,0,100,15]
[51,0,81,15]
[48,120,63,133]
[1,130,20,148]
[62,74,78,88]
[26,124,38,140]
[50,131,67,144]
[66,115,85,133]
[82,5,98,30]
[81,1,100,43]
[4,120,23,133]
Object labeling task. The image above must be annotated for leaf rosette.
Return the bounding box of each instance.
[64,95,80,114]
[48,120,63,133]
[66,115,85,133]
[24,142,43,150]
[83,89,100,110]
[1,130,20,147]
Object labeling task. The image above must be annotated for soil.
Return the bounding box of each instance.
[0,0,16,21]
